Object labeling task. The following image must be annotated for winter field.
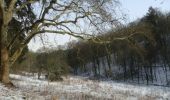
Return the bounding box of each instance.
[0,73,170,100]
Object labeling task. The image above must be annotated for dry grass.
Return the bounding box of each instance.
[8,74,170,100]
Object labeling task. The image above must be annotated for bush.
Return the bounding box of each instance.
[48,73,63,81]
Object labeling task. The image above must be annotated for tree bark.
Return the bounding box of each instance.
[1,47,10,83]
[0,24,10,84]
[0,6,10,84]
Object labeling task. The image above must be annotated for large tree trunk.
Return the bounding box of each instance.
[0,6,10,84]
[0,24,10,84]
[1,47,10,83]
[0,0,16,85]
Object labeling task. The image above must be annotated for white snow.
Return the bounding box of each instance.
[0,74,170,100]
[0,83,23,100]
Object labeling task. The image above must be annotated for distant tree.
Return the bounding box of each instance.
[36,52,47,79]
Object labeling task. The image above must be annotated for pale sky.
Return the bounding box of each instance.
[119,0,170,22]
[28,0,170,52]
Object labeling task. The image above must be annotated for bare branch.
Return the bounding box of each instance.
[40,0,54,20]
[8,0,17,12]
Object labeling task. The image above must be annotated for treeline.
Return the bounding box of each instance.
[66,7,170,85]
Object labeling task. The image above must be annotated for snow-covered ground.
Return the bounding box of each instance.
[0,74,170,100]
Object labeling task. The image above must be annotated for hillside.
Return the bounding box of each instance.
[0,73,170,100]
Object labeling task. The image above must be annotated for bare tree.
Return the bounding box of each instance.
[0,0,120,84]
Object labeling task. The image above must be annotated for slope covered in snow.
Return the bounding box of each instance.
[0,74,170,100]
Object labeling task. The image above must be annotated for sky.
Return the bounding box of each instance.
[119,0,170,22]
[28,0,170,52]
